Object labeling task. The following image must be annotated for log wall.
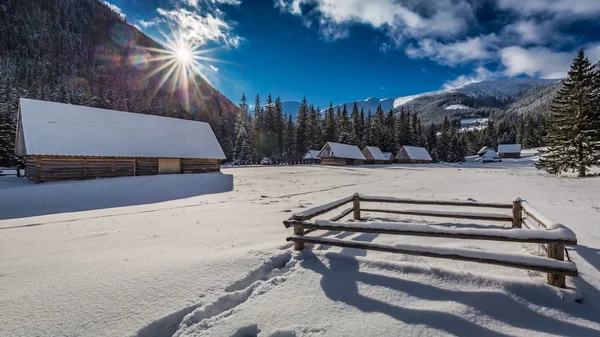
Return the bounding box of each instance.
[24,156,221,182]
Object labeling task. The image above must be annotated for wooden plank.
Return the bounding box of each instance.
[284,219,578,245]
[286,236,578,276]
[360,195,512,209]
[290,195,353,222]
[361,208,514,222]
[303,207,354,236]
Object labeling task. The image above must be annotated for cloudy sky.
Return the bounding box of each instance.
[106,0,600,107]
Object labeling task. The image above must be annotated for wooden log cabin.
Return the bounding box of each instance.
[362,146,387,164]
[395,146,433,164]
[317,142,365,166]
[15,99,226,183]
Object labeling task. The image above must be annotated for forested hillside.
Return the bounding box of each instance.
[0,0,238,166]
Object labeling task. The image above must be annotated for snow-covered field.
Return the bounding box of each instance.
[1,155,600,337]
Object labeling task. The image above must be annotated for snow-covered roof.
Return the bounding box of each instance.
[398,146,432,161]
[363,146,387,161]
[482,149,499,158]
[383,152,393,160]
[16,99,226,159]
[318,142,366,160]
[498,144,522,153]
[303,150,321,159]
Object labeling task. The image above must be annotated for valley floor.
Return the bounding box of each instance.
[1,155,600,336]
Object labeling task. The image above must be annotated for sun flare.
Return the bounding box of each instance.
[175,48,191,63]
[138,28,231,111]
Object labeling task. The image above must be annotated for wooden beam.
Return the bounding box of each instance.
[360,195,512,209]
[361,208,514,222]
[302,207,354,236]
[290,195,353,222]
[353,193,361,220]
[286,236,578,277]
[284,220,578,245]
[512,197,522,228]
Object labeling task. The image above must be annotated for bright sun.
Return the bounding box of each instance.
[176,48,191,63]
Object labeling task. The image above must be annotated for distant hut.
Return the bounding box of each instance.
[317,142,365,166]
[15,99,226,183]
[362,146,387,164]
[481,148,501,163]
[395,146,433,164]
[498,144,522,158]
[383,152,394,164]
[303,150,321,164]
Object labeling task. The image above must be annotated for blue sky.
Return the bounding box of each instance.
[105,0,600,108]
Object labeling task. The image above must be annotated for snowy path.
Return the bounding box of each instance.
[1,162,600,336]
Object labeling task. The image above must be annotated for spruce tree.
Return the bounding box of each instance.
[359,108,365,148]
[295,97,309,156]
[437,117,451,162]
[338,104,350,143]
[350,102,361,146]
[537,49,599,176]
[364,110,372,146]
[323,102,336,142]
[283,114,296,162]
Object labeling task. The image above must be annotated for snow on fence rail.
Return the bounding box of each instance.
[283,193,578,288]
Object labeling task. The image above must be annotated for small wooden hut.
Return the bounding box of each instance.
[303,150,321,164]
[498,144,522,158]
[395,146,433,164]
[362,146,387,164]
[383,152,393,164]
[317,142,365,166]
[15,99,226,183]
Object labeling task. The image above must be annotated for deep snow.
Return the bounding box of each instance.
[1,156,600,337]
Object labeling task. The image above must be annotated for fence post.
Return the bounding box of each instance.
[293,225,305,250]
[353,193,361,220]
[512,197,522,228]
[547,243,566,287]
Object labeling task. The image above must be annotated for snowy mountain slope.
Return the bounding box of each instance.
[313,78,559,122]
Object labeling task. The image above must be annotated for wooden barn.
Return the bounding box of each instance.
[15,99,226,183]
[383,152,394,164]
[498,144,522,158]
[362,146,387,164]
[395,146,433,164]
[317,142,365,166]
[303,150,321,164]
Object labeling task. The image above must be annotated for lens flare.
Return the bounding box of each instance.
[137,27,233,111]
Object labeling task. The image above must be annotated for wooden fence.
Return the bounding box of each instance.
[283,193,578,288]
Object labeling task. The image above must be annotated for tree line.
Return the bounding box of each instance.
[229,92,550,164]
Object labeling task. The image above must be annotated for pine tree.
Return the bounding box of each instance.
[338,104,350,143]
[283,114,296,162]
[306,104,322,150]
[350,102,361,146]
[295,97,309,156]
[233,93,252,163]
[324,102,336,142]
[383,109,395,152]
[537,49,599,176]
[364,110,372,146]
[253,94,263,161]
[437,117,451,162]
[359,107,365,148]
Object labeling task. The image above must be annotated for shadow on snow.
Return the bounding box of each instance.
[0,173,234,221]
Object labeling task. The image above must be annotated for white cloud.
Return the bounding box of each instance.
[497,0,600,16]
[185,0,242,7]
[443,67,495,89]
[157,7,241,47]
[137,18,162,28]
[209,64,219,72]
[276,0,473,42]
[500,46,574,78]
[103,1,126,19]
[406,35,496,66]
